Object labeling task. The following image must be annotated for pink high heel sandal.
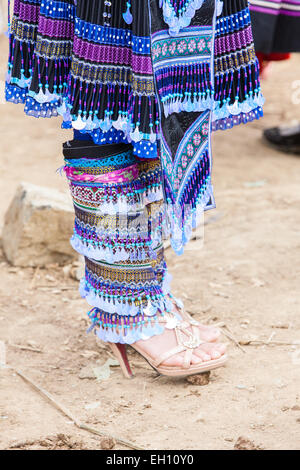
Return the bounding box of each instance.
[108,318,227,379]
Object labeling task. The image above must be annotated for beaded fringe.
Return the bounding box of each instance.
[6,64,159,143]
[80,260,174,343]
[80,266,173,316]
[156,62,214,118]
[163,147,214,255]
[88,308,166,345]
[213,60,264,128]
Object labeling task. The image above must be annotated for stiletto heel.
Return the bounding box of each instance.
[109,343,134,379]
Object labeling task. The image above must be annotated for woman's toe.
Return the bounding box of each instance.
[215,343,227,355]
[193,349,211,362]
[211,350,221,359]
[197,342,226,359]
[191,354,203,365]
[162,352,184,367]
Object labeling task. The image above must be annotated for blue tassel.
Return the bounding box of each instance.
[123,2,133,24]
[86,321,98,334]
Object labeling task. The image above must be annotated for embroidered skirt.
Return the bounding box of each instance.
[6,0,264,253]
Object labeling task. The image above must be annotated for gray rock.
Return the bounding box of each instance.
[1,182,76,267]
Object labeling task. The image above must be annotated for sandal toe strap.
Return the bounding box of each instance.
[152,345,186,368]
[153,324,204,369]
[183,348,194,369]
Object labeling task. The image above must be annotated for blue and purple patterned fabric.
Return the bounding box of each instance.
[5,0,264,254]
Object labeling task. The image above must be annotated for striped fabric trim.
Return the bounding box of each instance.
[250,0,300,16]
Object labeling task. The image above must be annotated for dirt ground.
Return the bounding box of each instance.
[0,32,300,450]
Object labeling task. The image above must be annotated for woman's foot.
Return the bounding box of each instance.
[109,315,227,378]
[134,320,226,368]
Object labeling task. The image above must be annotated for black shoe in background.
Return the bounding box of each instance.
[263,125,300,155]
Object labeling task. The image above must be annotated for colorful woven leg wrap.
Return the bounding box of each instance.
[65,143,174,344]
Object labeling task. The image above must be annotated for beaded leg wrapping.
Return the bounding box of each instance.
[64,142,176,344]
